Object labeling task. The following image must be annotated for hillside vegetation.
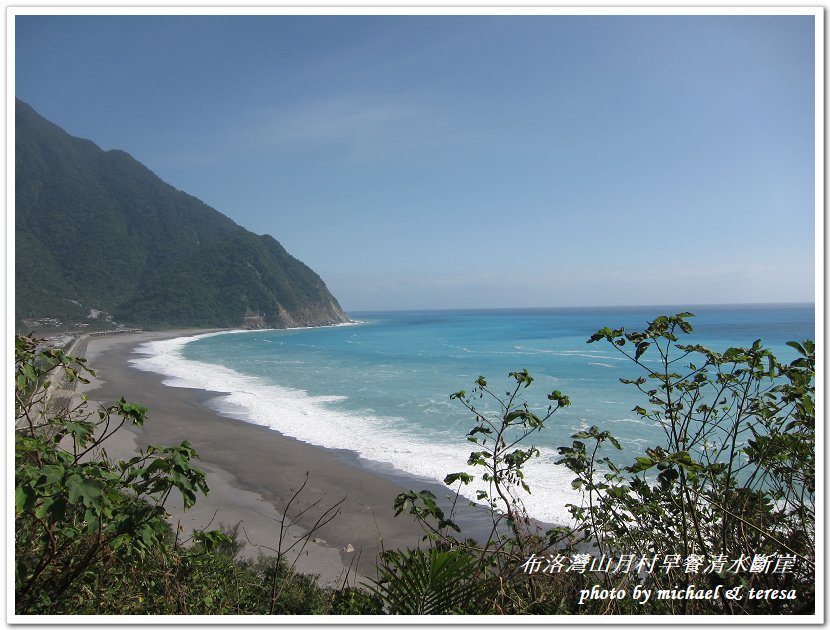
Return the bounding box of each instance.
[15,99,348,330]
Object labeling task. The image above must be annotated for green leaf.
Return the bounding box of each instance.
[16,485,36,514]
[118,400,148,425]
[444,472,474,485]
[629,456,656,473]
[504,410,528,423]
[193,529,233,551]
[509,369,534,387]
[36,464,65,487]
[35,497,56,519]
[66,475,105,508]
[23,363,37,381]
[369,549,489,614]
[786,340,806,355]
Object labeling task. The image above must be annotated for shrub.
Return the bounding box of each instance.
[13,334,347,615]
[557,313,815,613]
[389,313,815,615]
[387,369,573,613]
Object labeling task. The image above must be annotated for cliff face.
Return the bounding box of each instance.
[15,99,349,329]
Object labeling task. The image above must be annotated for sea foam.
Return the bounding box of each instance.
[131,332,581,525]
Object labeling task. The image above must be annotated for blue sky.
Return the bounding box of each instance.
[15,13,817,312]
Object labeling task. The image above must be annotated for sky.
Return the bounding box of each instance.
[13,11,818,312]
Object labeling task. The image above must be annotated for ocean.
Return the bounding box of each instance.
[131,304,815,527]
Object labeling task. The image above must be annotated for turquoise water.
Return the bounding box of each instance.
[132,304,814,524]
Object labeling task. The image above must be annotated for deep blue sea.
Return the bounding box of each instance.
[132,304,815,525]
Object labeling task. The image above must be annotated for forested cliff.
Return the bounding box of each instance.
[15,99,349,329]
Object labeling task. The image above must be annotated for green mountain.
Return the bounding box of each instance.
[15,99,349,330]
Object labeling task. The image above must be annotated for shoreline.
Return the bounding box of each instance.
[76,329,435,586]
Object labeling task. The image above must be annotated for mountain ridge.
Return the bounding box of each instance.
[15,98,349,330]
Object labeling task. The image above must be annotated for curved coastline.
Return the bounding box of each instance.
[77,329,432,583]
[130,327,574,531]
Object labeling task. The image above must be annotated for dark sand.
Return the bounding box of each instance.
[78,330,434,585]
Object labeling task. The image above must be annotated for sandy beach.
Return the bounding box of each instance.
[75,330,431,587]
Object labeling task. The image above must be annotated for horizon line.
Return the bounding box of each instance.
[345,301,816,314]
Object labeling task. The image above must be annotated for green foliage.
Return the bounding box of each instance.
[390,369,574,613]
[393,490,462,537]
[15,99,347,329]
[390,313,815,616]
[448,369,570,532]
[369,548,491,614]
[558,313,815,614]
[15,335,215,613]
[329,587,383,614]
[14,335,351,615]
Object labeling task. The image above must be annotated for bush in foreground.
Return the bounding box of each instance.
[14,334,358,615]
[384,313,815,615]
